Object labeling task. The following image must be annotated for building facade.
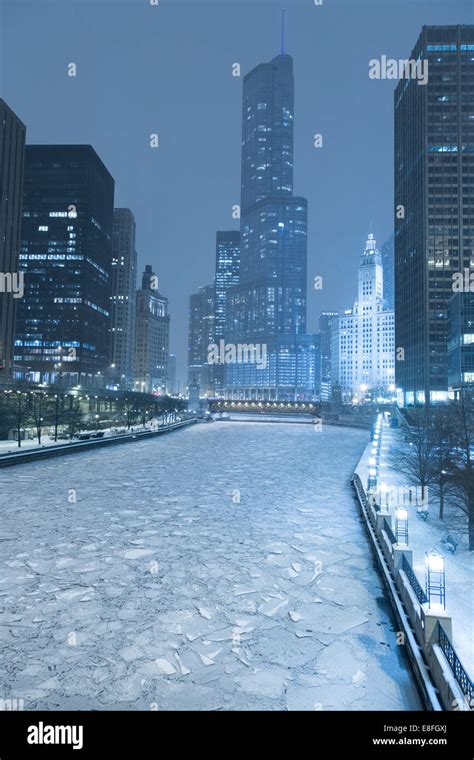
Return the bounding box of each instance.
[0,100,26,380]
[15,145,114,386]
[381,234,395,310]
[319,311,338,401]
[332,233,395,402]
[395,25,474,405]
[448,292,474,392]
[188,284,215,395]
[109,208,137,388]
[214,230,240,395]
[134,265,169,394]
[223,332,320,400]
[225,51,314,400]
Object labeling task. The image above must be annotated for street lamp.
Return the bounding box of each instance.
[425,550,446,609]
[395,507,409,546]
[368,465,378,490]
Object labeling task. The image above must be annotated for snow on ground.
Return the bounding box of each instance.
[0,422,163,455]
[0,421,421,710]
[0,437,57,454]
[357,417,473,678]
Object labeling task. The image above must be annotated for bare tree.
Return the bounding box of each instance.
[428,407,457,520]
[118,394,139,429]
[60,395,83,439]
[394,408,435,505]
[4,390,31,447]
[135,396,154,428]
[447,392,474,550]
[29,391,50,445]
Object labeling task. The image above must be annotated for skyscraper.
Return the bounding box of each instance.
[188,284,215,395]
[381,234,395,310]
[214,230,240,394]
[110,208,137,388]
[332,233,395,402]
[225,50,310,400]
[134,265,170,394]
[395,25,474,405]
[448,292,474,393]
[15,145,114,386]
[319,311,338,401]
[215,231,240,341]
[0,100,26,379]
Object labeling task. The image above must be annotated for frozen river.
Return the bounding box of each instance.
[0,420,421,710]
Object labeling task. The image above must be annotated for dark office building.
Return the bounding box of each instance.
[214,230,240,394]
[110,208,137,388]
[448,292,474,392]
[188,284,215,395]
[381,234,395,310]
[319,311,338,400]
[15,145,114,386]
[215,231,240,340]
[0,100,26,379]
[395,25,474,405]
[226,51,310,399]
[134,265,169,394]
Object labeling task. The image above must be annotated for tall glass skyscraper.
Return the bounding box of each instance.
[395,25,474,405]
[188,284,215,395]
[15,145,114,386]
[110,208,137,388]
[226,52,313,400]
[214,230,240,395]
[381,234,395,310]
[0,100,26,379]
[319,311,338,400]
[448,292,474,392]
[215,231,240,342]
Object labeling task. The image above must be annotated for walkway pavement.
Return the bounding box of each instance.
[356,417,473,677]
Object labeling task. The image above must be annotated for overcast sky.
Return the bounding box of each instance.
[1,0,471,386]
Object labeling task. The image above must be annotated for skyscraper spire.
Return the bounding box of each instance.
[281,9,285,55]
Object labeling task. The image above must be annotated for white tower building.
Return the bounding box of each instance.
[331,233,395,402]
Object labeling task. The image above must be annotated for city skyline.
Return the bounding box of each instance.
[3,0,471,383]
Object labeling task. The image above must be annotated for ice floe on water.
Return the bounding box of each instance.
[0,421,421,710]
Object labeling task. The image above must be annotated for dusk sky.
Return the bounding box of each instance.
[1,0,471,385]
